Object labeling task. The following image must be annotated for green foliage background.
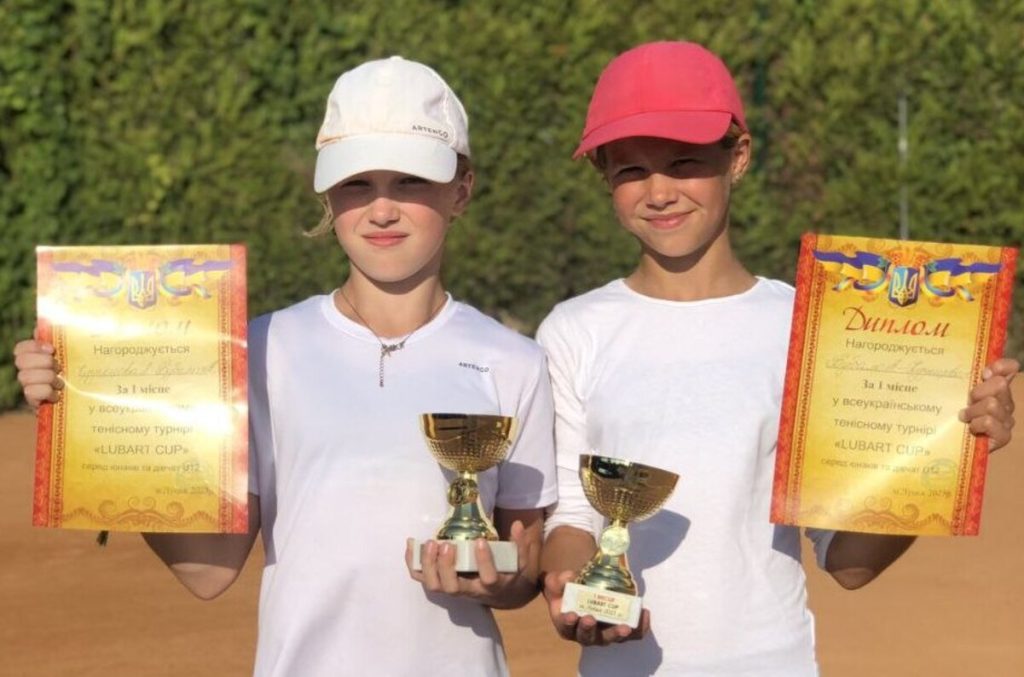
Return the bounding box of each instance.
[2,0,1022,409]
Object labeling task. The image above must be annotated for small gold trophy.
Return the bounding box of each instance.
[411,413,519,573]
[561,454,679,628]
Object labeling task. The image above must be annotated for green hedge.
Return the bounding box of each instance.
[2,0,1021,409]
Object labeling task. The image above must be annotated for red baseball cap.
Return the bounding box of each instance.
[574,41,748,159]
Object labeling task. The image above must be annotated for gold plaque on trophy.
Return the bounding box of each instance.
[561,454,679,627]
[410,413,519,573]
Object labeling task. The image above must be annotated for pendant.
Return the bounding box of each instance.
[378,341,406,387]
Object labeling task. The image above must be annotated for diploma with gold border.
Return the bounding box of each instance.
[772,234,1017,536]
[33,245,248,533]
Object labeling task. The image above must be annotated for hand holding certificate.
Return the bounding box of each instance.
[772,234,1017,536]
[33,245,248,534]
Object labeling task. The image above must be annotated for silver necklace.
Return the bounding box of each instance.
[338,288,446,387]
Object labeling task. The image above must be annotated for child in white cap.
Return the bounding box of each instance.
[14,56,557,677]
[537,41,1017,675]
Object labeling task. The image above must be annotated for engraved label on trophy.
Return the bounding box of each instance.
[561,454,679,627]
[410,413,519,573]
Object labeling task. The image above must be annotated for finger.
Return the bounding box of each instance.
[23,384,57,408]
[960,395,1013,428]
[405,540,427,583]
[436,541,461,594]
[474,539,499,587]
[404,538,414,569]
[13,349,57,373]
[983,358,1020,383]
[522,533,541,586]
[17,367,58,390]
[18,368,60,408]
[575,614,602,646]
[634,608,651,639]
[968,414,1013,452]
[419,540,442,592]
[543,570,574,602]
[552,611,580,641]
[599,623,629,645]
[968,375,1014,414]
[13,339,54,358]
[509,520,530,572]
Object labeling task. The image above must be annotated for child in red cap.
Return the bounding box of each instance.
[538,41,1017,675]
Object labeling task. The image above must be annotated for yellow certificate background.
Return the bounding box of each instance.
[34,245,248,533]
[772,234,1016,535]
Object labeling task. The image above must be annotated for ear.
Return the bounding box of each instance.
[450,169,475,217]
[730,133,753,184]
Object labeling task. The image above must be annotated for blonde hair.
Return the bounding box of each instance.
[305,155,473,238]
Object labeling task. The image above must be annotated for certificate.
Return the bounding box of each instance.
[771,234,1017,536]
[33,245,248,533]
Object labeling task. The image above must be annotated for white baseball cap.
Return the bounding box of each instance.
[313,56,471,193]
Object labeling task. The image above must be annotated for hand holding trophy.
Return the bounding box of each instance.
[561,454,679,628]
[410,413,519,573]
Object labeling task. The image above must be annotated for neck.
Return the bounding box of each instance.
[336,271,448,339]
[626,228,755,302]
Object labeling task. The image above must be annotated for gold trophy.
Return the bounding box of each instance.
[561,454,679,627]
[411,413,519,573]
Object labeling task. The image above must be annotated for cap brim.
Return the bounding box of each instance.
[573,110,734,159]
[314,134,457,192]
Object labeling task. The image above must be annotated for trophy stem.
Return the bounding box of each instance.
[576,519,637,595]
[436,470,498,541]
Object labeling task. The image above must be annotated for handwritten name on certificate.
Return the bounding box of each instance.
[33,245,248,533]
[771,234,1017,536]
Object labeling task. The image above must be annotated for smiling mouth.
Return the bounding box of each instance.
[364,234,408,247]
[643,212,693,230]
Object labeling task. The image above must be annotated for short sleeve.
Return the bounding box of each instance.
[495,346,558,510]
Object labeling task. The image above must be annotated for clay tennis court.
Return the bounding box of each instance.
[2,388,1022,675]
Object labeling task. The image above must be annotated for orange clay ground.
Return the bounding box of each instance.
[2,383,1022,676]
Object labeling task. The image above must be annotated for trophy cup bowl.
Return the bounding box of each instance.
[410,413,519,573]
[561,454,679,627]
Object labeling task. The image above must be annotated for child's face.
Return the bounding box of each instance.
[601,135,750,262]
[327,169,473,285]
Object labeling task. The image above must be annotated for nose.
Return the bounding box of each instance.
[644,172,678,209]
[368,193,400,226]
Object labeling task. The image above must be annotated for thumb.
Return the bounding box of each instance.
[510,520,529,564]
[544,569,574,597]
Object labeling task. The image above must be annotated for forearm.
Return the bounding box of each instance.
[143,494,260,600]
[541,525,597,575]
[825,530,916,590]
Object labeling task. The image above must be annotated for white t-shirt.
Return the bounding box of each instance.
[537,278,834,677]
[247,293,558,677]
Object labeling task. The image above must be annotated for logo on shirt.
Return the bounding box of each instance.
[458,361,490,373]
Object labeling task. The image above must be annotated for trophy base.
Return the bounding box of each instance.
[561,582,643,628]
[410,539,518,573]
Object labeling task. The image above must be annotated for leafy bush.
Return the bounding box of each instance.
[2,0,1020,409]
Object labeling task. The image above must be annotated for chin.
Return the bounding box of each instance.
[645,240,712,261]
[356,261,433,285]
[362,270,420,284]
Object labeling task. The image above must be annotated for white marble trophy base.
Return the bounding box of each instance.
[561,581,643,628]
[410,539,518,573]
